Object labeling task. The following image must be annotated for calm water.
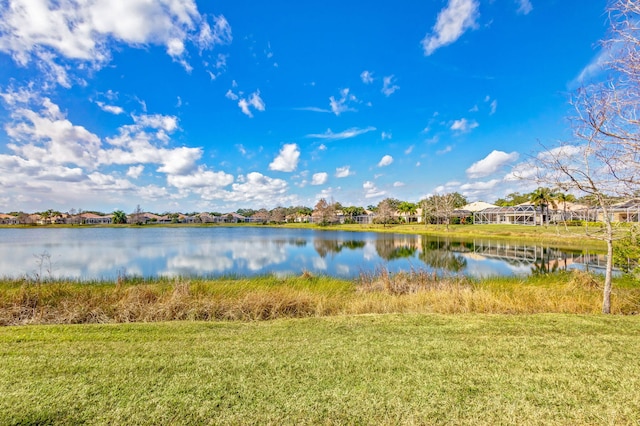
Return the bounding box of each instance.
[0,227,605,280]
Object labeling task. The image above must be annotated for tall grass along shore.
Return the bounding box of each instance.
[1,269,638,326]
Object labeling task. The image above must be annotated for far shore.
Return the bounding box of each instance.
[0,221,610,250]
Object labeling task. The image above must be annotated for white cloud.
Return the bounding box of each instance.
[133,114,179,133]
[377,155,394,167]
[381,75,399,96]
[422,0,480,56]
[450,118,479,132]
[460,179,501,191]
[382,132,393,140]
[225,90,239,101]
[404,145,413,154]
[0,0,231,85]
[504,162,537,181]
[249,91,265,112]
[235,91,265,118]
[360,70,374,84]
[5,97,102,169]
[329,88,357,116]
[167,167,234,189]
[126,165,144,179]
[536,145,582,162]
[437,146,453,155]
[294,106,332,113]
[269,143,300,172]
[311,172,328,185]
[197,15,232,49]
[393,181,405,187]
[489,99,498,115]
[223,172,290,205]
[363,181,386,199]
[466,150,519,178]
[306,126,376,140]
[335,166,354,178]
[238,99,252,117]
[96,102,124,115]
[516,0,533,15]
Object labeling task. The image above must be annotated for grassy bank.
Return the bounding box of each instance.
[2,271,639,325]
[1,314,639,424]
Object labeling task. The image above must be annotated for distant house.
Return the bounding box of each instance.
[79,212,112,225]
[249,210,270,223]
[221,212,246,223]
[473,204,540,226]
[609,199,640,223]
[0,214,18,225]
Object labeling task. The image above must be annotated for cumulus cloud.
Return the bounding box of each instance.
[381,75,399,97]
[329,88,358,116]
[422,0,480,56]
[167,167,234,189]
[460,179,501,191]
[360,70,374,84]
[335,166,353,178]
[450,118,479,132]
[133,114,179,133]
[377,155,394,167]
[0,0,232,84]
[5,97,102,169]
[363,181,386,198]
[306,126,376,140]
[223,172,290,204]
[96,102,124,115]
[126,165,144,179]
[235,91,265,118]
[466,150,519,178]
[311,172,328,185]
[269,143,300,172]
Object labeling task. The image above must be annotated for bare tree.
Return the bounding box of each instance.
[131,204,144,225]
[313,198,337,226]
[374,198,398,227]
[534,0,640,313]
[421,192,467,231]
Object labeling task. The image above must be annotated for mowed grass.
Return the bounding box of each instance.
[1,314,639,425]
[1,271,639,325]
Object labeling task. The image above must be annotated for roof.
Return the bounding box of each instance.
[462,201,498,212]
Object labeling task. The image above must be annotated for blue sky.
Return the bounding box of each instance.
[0,0,608,214]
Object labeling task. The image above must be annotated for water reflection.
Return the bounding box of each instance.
[0,227,608,280]
[420,239,468,273]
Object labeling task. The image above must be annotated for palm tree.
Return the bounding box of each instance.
[530,187,557,226]
[397,201,417,224]
[554,191,577,230]
[112,210,128,224]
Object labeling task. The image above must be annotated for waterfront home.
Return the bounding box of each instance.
[79,212,112,225]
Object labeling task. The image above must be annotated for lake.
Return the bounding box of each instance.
[0,227,606,280]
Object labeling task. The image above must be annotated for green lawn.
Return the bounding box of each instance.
[1,314,639,425]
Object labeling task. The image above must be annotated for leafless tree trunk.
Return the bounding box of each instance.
[532,0,640,313]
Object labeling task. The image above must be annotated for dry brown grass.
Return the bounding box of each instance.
[0,270,638,325]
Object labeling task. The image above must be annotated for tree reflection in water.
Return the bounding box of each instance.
[374,235,418,260]
[419,239,468,273]
[314,239,365,258]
